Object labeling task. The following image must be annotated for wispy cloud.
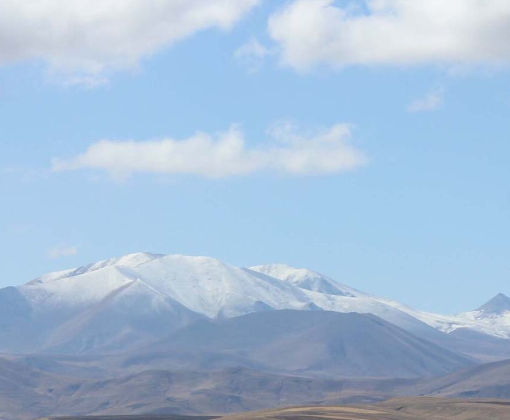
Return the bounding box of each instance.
[408,88,445,113]
[235,38,272,73]
[269,0,510,72]
[52,123,367,180]
[48,245,79,259]
[0,0,260,85]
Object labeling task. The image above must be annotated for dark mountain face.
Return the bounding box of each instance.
[0,316,508,420]
[413,358,510,400]
[0,356,412,420]
[446,328,510,362]
[5,353,510,420]
[0,287,41,353]
[477,293,510,315]
[148,310,474,378]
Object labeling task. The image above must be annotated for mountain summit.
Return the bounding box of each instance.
[249,264,360,297]
[476,293,510,315]
[1,252,510,354]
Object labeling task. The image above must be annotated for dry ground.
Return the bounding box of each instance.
[40,398,510,420]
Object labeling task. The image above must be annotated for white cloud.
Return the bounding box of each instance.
[234,38,271,73]
[408,88,444,113]
[48,245,79,259]
[0,0,259,83]
[268,0,510,71]
[52,123,367,179]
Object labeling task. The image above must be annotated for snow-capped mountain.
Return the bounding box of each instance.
[1,252,509,355]
[250,263,451,341]
[251,263,510,341]
[249,264,361,297]
[450,293,510,343]
[0,253,317,353]
[477,293,510,316]
[21,254,312,319]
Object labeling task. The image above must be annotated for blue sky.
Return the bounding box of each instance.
[1,0,510,314]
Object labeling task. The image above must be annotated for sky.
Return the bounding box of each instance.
[1,0,510,314]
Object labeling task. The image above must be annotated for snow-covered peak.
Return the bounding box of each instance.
[19,253,313,319]
[8,252,510,350]
[29,252,164,285]
[249,263,362,297]
[72,252,164,275]
[476,293,510,316]
[132,255,313,318]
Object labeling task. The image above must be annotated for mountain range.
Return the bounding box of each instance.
[1,252,509,358]
[1,252,510,420]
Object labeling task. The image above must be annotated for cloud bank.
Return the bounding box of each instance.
[52,124,367,179]
[0,0,259,81]
[268,0,510,71]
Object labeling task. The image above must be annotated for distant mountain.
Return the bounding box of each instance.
[4,353,449,420]
[0,356,62,420]
[151,310,474,378]
[5,254,207,353]
[446,328,510,363]
[449,293,510,356]
[3,352,510,420]
[378,398,510,420]
[3,254,319,353]
[414,358,510,400]
[476,293,510,315]
[249,264,360,297]
[0,252,509,356]
[250,263,510,343]
[0,355,414,420]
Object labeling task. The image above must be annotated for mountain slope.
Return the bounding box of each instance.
[0,356,63,420]
[452,294,510,345]
[0,365,413,419]
[250,264,510,344]
[249,264,360,297]
[414,358,510,399]
[477,293,510,315]
[1,252,509,356]
[151,310,474,378]
[3,355,510,420]
[131,255,314,318]
[0,287,37,352]
[1,254,319,353]
[42,276,203,354]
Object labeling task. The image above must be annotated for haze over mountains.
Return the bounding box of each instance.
[1,252,510,420]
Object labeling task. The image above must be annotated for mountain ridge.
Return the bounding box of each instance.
[1,252,509,357]
[476,293,510,315]
[148,309,474,378]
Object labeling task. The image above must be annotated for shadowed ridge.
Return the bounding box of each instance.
[477,293,510,315]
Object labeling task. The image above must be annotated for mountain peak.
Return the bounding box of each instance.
[29,252,164,285]
[249,263,361,297]
[476,293,510,315]
[106,252,165,267]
